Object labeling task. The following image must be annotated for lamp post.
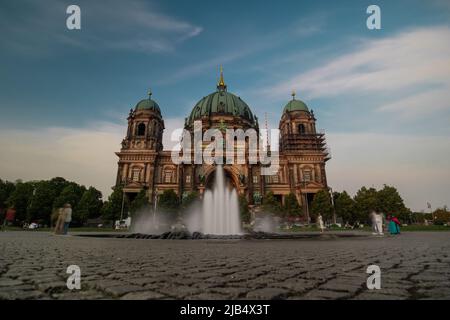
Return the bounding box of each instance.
[119,180,127,223]
[119,191,125,222]
[329,186,337,225]
[153,188,158,229]
[301,179,310,224]
[428,202,434,221]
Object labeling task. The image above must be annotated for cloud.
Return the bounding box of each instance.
[0,0,202,55]
[258,26,450,119]
[0,118,185,198]
[376,87,450,120]
[156,16,324,85]
[326,132,450,212]
[156,51,248,85]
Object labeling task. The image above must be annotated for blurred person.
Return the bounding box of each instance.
[1,207,16,231]
[54,207,65,235]
[370,210,378,235]
[387,215,401,235]
[317,214,325,233]
[375,212,384,235]
[63,203,72,235]
[370,210,384,235]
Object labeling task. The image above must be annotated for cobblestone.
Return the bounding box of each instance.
[1,231,449,299]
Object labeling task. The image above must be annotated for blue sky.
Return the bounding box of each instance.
[1,0,449,211]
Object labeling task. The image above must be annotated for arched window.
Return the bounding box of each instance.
[137,123,146,136]
[298,124,306,134]
[303,169,312,182]
[132,169,141,182]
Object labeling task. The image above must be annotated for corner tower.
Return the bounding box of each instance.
[115,91,165,200]
[278,91,330,221]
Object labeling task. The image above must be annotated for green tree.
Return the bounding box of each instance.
[262,191,281,214]
[6,182,34,223]
[48,177,69,196]
[101,186,127,221]
[376,185,411,222]
[311,190,333,222]
[76,187,103,223]
[433,207,450,225]
[0,179,15,219]
[239,194,250,223]
[181,191,199,210]
[283,193,302,217]
[334,191,357,224]
[158,189,179,214]
[53,182,86,209]
[27,180,60,224]
[129,189,150,216]
[353,187,379,223]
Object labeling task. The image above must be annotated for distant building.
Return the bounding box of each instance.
[115,69,330,220]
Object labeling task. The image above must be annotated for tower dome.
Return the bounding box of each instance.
[186,67,258,129]
[135,90,161,114]
[283,91,309,113]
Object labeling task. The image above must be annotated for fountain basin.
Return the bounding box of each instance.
[76,231,368,240]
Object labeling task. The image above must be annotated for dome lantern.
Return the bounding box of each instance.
[217,65,227,91]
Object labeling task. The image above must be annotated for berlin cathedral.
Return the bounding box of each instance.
[115,69,330,220]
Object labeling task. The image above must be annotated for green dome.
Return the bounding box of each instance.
[283,98,309,113]
[187,90,257,127]
[135,94,161,113]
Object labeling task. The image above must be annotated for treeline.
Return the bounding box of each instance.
[0,177,208,227]
[0,177,160,226]
[314,185,413,224]
[1,178,447,227]
[103,188,200,222]
[0,177,104,226]
[261,185,442,225]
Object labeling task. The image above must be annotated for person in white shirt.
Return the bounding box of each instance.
[370,210,378,235]
[317,214,325,233]
[63,203,72,235]
[375,212,384,235]
[370,210,384,236]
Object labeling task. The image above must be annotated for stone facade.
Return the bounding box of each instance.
[115,75,330,220]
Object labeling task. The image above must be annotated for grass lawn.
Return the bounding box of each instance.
[398,224,450,232]
[279,224,450,232]
[3,224,449,233]
[1,226,119,232]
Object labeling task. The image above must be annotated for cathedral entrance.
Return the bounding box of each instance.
[204,166,239,192]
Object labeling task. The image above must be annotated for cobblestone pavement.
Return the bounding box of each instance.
[1,231,449,300]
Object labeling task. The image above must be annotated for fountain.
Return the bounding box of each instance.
[79,167,364,240]
[202,165,241,235]
[80,166,366,239]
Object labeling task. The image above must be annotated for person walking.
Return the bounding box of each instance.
[370,210,378,235]
[1,207,16,231]
[387,214,401,235]
[63,203,72,235]
[375,212,384,236]
[54,207,65,235]
[317,214,325,233]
